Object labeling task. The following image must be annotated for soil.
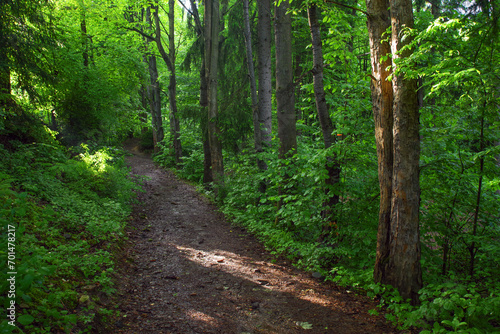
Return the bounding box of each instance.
[112,139,403,334]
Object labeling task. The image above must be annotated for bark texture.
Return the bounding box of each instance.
[151,2,182,163]
[205,0,224,186]
[243,0,261,166]
[366,0,394,284]
[367,0,422,305]
[257,0,273,170]
[146,7,163,152]
[388,0,422,305]
[168,0,182,165]
[275,0,297,160]
[200,59,213,185]
[187,0,212,185]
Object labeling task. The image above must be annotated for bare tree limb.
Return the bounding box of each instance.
[324,0,369,16]
[124,26,155,41]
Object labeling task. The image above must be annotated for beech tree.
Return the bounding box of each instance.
[257,0,273,171]
[205,0,224,188]
[243,0,261,167]
[275,0,297,160]
[167,0,182,164]
[145,6,164,151]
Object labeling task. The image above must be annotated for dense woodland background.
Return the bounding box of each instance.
[0,0,499,332]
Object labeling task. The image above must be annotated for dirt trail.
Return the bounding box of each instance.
[113,141,401,334]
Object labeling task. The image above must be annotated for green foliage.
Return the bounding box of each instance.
[0,142,139,332]
[154,123,206,182]
[159,3,500,333]
[368,282,500,333]
[0,0,57,103]
[139,128,155,151]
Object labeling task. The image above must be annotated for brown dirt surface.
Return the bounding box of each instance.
[112,139,403,334]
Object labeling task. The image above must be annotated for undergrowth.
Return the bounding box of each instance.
[156,128,500,333]
[0,141,140,333]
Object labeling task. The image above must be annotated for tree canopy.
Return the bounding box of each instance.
[1,0,499,332]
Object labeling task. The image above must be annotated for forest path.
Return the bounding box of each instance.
[112,139,400,334]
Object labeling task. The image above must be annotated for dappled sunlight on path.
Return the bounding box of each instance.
[112,142,401,333]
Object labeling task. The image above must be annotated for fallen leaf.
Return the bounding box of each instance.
[296,321,313,330]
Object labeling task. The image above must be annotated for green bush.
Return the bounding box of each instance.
[0,142,139,332]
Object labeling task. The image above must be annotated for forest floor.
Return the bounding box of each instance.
[111,139,403,334]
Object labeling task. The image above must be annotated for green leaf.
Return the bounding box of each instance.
[17,314,35,325]
[297,321,313,329]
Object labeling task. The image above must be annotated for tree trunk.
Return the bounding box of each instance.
[146,7,163,152]
[275,0,297,160]
[257,0,273,172]
[205,0,224,188]
[139,83,150,134]
[307,4,340,222]
[200,58,213,185]
[367,0,422,305]
[148,53,163,151]
[387,0,423,304]
[151,2,182,163]
[366,0,394,286]
[186,0,212,185]
[168,0,182,165]
[274,0,297,221]
[243,0,261,167]
[81,18,89,68]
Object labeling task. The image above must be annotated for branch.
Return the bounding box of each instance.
[187,0,203,37]
[177,0,193,16]
[152,5,174,72]
[124,26,155,41]
[323,0,368,17]
[158,3,171,39]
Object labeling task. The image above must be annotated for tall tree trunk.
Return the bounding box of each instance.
[139,83,150,134]
[205,0,224,188]
[168,0,182,165]
[187,0,212,185]
[146,7,163,152]
[275,0,297,222]
[307,4,340,223]
[148,53,163,151]
[257,0,272,171]
[275,0,297,160]
[386,0,423,304]
[366,0,394,287]
[200,59,213,185]
[368,0,422,305]
[243,0,261,167]
[81,18,89,68]
[151,1,182,162]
